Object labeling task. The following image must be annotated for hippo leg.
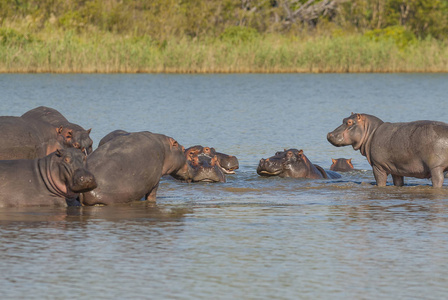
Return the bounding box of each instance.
[145,183,159,201]
[430,167,445,188]
[373,166,388,187]
[392,175,404,187]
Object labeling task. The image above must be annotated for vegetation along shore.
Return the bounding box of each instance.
[1,0,447,73]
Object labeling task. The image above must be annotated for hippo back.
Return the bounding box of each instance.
[314,164,341,179]
[22,106,93,154]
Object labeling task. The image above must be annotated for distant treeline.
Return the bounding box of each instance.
[1,0,447,39]
[0,0,447,73]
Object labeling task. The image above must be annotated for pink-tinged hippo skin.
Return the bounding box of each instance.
[330,158,355,172]
[80,131,194,205]
[22,106,93,155]
[0,116,64,160]
[257,149,341,179]
[0,148,97,207]
[327,113,448,187]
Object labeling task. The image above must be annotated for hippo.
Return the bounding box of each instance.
[97,129,130,147]
[22,106,93,155]
[79,131,193,205]
[330,158,355,172]
[327,113,448,187]
[185,145,239,175]
[187,151,226,183]
[0,148,97,207]
[257,149,341,179]
[0,116,64,160]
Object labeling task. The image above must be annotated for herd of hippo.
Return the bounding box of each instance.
[2,106,448,207]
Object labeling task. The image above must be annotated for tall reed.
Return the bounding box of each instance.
[0,29,447,73]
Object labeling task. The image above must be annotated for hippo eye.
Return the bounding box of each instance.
[347,119,354,126]
[73,142,80,149]
[64,157,71,163]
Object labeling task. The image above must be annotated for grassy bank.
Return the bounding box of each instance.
[1,29,447,73]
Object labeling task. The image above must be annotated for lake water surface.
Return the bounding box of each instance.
[0,74,448,299]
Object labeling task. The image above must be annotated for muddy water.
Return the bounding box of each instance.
[0,74,448,299]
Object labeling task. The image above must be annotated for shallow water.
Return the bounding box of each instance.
[1,73,448,299]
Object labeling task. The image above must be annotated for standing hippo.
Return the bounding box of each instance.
[0,116,64,160]
[327,113,448,187]
[97,129,130,147]
[185,145,239,175]
[80,131,193,205]
[22,106,93,155]
[330,158,355,172]
[0,148,97,207]
[257,149,341,179]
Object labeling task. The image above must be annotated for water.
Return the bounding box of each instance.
[0,73,448,299]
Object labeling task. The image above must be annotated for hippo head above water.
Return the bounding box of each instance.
[185,145,239,176]
[163,137,194,181]
[257,149,306,177]
[53,148,97,195]
[257,149,341,179]
[189,153,226,183]
[185,146,226,182]
[330,158,354,172]
[57,126,93,155]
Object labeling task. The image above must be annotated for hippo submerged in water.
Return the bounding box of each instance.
[330,158,356,172]
[257,149,341,179]
[80,130,193,205]
[0,148,97,207]
[184,145,239,182]
[327,113,448,187]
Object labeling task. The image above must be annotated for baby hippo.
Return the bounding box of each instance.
[257,149,341,179]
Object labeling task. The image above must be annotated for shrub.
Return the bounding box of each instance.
[219,26,260,44]
[364,25,416,49]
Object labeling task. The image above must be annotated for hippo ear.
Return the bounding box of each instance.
[356,113,362,120]
[57,126,63,134]
[55,149,64,157]
[348,159,354,168]
[297,149,304,157]
[169,138,179,149]
[332,159,337,164]
[65,130,73,140]
[87,128,92,134]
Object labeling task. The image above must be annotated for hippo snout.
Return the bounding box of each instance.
[327,131,343,146]
[71,169,97,193]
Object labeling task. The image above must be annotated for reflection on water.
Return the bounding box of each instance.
[1,74,448,299]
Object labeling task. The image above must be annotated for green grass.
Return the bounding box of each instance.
[1,28,447,73]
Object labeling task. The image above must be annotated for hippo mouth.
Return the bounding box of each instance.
[257,170,282,176]
[218,166,237,174]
